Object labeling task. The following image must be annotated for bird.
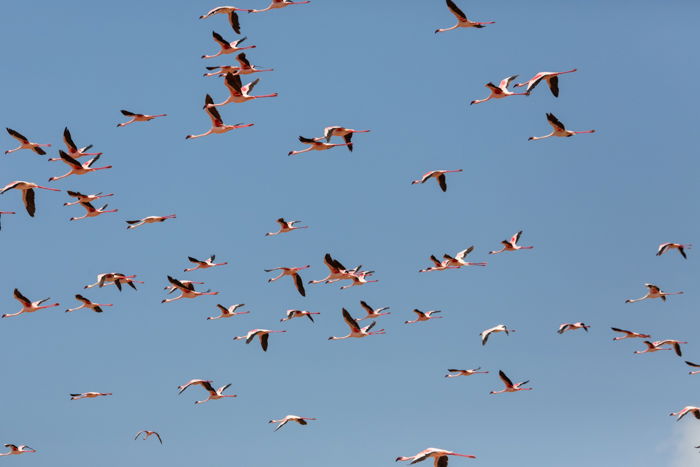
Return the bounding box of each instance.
[656,242,691,259]
[134,431,162,444]
[49,127,102,161]
[178,379,237,404]
[203,52,274,77]
[653,340,687,357]
[184,254,228,272]
[528,113,596,141]
[490,370,532,395]
[265,218,308,236]
[265,265,310,296]
[308,253,357,284]
[442,246,488,268]
[610,327,651,341]
[65,294,112,313]
[470,75,527,105]
[625,283,684,303]
[405,309,443,324]
[0,211,15,230]
[633,340,671,355]
[4,128,50,155]
[445,368,489,378]
[338,270,379,290]
[280,309,320,322]
[323,126,370,152]
[513,69,578,97]
[419,255,458,273]
[48,151,112,182]
[2,288,59,318]
[357,301,391,321]
[396,447,476,466]
[1,180,61,217]
[126,214,177,229]
[162,276,219,303]
[488,230,533,254]
[328,308,385,340]
[480,324,515,346]
[249,0,311,13]
[69,201,118,221]
[117,110,167,127]
[84,273,142,291]
[233,329,287,351]
[202,32,255,59]
[684,361,700,375]
[207,304,249,320]
[435,0,494,33]
[669,406,700,421]
[64,190,114,206]
[268,415,316,431]
[288,136,351,156]
[210,73,278,106]
[186,95,253,139]
[0,444,36,456]
[557,322,590,334]
[411,170,463,192]
[199,6,250,33]
[70,392,112,400]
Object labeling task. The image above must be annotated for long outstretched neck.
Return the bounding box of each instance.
[435,25,459,33]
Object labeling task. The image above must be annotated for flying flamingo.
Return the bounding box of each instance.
[280,309,320,322]
[48,151,112,182]
[442,246,487,268]
[470,75,527,105]
[2,289,59,318]
[445,368,489,378]
[70,392,112,400]
[513,69,578,97]
[412,169,463,192]
[186,95,253,139]
[405,309,443,324]
[48,127,101,161]
[610,327,651,341]
[669,406,700,421]
[557,322,590,334]
[339,270,378,290]
[178,379,237,404]
[249,0,311,13]
[69,201,118,221]
[634,341,670,355]
[269,415,316,431]
[357,301,391,320]
[288,136,351,156]
[265,265,310,296]
[266,218,308,236]
[490,370,532,395]
[64,190,114,206]
[625,283,683,303]
[134,431,162,444]
[323,126,370,152]
[654,340,687,357]
[308,253,354,284]
[396,448,476,466]
[528,113,596,141]
[657,242,691,259]
[233,329,287,351]
[684,361,700,375]
[84,273,142,291]
[0,211,15,230]
[202,32,255,59]
[65,294,112,313]
[117,110,167,127]
[199,6,250,33]
[328,308,385,340]
[203,52,274,77]
[162,276,218,303]
[419,255,458,273]
[1,180,60,217]
[488,230,533,254]
[435,0,494,33]
[4,128,50,155]
[211,73,277,106]
[126,214,176,229]
[0,444,36,456]
[480,324,515,345]
[207,303,249,320]
[184,254,228,272]
[165,280,204,295]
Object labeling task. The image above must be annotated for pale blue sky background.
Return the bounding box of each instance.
[1,1,699,466]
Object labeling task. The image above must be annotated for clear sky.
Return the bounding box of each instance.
[1,1,699,466]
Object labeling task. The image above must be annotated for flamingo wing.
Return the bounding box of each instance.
[229,11,241,34]
[499,75,518,90]
[546,113,566,131]
[437,173,447,192]
[121,110,136,116]
[63,127,77,152]
[212,31,230,48]
[324,126,340,142]
[13,288,31,306]
[236,52,252,68]
[6,127,28,142]
[58,150,82,168]
[224,72,244,94]
[455,246,474,260]
[445,0,467,21]
[22,188,36,217]
[204,96,224,125]
[498,370,514,388]
[260,332,270,351]
[294,273,306,296]
[548,75,560,97]
[342,308,361,332]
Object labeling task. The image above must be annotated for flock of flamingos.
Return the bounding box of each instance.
[1,0,697,464]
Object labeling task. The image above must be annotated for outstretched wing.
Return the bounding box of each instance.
[342,308,360,332]
[546,113,566,131]
[229,11,241,34]
[445,0,467,21]
[498,370,514,388]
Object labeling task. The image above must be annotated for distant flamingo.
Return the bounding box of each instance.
[199,6,250,33]
[669,406,700,421]
[412,169,463,192]
[126,214,176,229]
[470,75,527,105]
[184,254,228,272]
[419,255,458,273]
[323,126,370,152]
[654,340,687,357]
[70,392,112,400]
[49,127,101,161]
[396,447,476,466]
[328,308,385,340]
[266,218,308,236]
[288,136,350,156]
[210,73,277,106]
[657,242,691,259]
[309,253,355,284]
[490,370,532,395]
[442,246,487,267]
[202,32,255,59]
[64,190,114,206]
[625,283,683,303]
[405,309,443,324]
[117,110,167,127]
[685,361,700,375]
[480,324,515,345]
[134,431,162,444]
[269,415,316,431]
[85,273,142,291]
[207,303,249,320]
[435,0,494,33]
[162,276,218,303]
[249,0,311,13]
[1,180,60,217]
[69,201,118,221]
[178,379,236,404]
[48,151,112,182]
[0,444,36,456]
[203,52,273,77]
[2,288,59,318]
[634,341,670,355]
[557,322,590,334]
[514,69,578,97]
[186,95,253,139]
[445,368,488,378]
[357,301,391,321]
[65,294,112,313]
[4,128,50,155]
[528,113,595,141]
[233,329,287,351]
[488,230,533,254]
[610,327,651,341]
[280,309,320,322]
[339,270,378,290]
[265,265,310,296]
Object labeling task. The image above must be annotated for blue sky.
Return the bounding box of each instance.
[1,1,699,466]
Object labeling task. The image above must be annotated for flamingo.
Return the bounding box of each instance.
[610,327,651,341]
[84,273,142,291]
[470,75,527,105]
[1,180,60,217]
[184,254,228,272]
[412,169,463,192]
[48,127,101,161]
[134,431,162,444]
[165,280,204,295]
[4,128,50,155]
[684,361,700,375]
[199,6,250,33]
[654,340,687,357]
[288,136,351,156]
[207,303,249,320]
[405,309,443,324]
[117,110,167,127]
[557,322,590,334]
[308,253,355,284]
[162,276,218,303]
[480,324,515,346]
[396,448,476,466]
[280,309,320,322]
[0,444,36,456]
[657,242,691,259]
[0,211,15,230]
[625,283,684,303]
[435,0,494,33]
[2,289,59,318]
[328,308,385,340]
[178,379,237,404]
[233,329,287,351]
[266,218,308,236]
[70,392,112,400]
[202,32,255,59]
[265,265,310,296]
[634,341,670,355]
[186,95,254,139]
[445,368,489,378]
[323,126,370,152]
[669,406,700,421]
[203,52,274,77]
[249,0,311,13]
[269,415,316,431]
[488,230,533,254]
[65,294,112,313]
[211,73,277,106]
[48,151,112,182]
[357,301,391,321]
[528,113,595,141]
[513,69,578,97]
[490,370,532,395]
[442,246,487,268]
[419,255,458,273]
[64,190,114,206]
[339,270,378,290]
[126,214,176,229]
[69,201,118,221]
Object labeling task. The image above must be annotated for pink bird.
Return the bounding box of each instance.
[684,361,700,375]
[513,69,578,97]
[610,327,651,341]
[265,265,310,296]
[490,370,532,395]
[528,113,595,141]
[203,52,274,77]
[357,300,391,321]
[233,329,287,351]
[162,276,218,303]
[634,341,670,355]
[69,201,118,221]
[419,255,459,273]
[70,392,112,400]
[1,180,60,217]
[48,127,101,161]
[557,322,590,334]
[211,73,277,106]
[265,217,308,236]
[0,444,36,456]
[323,126,370,152]
[669,406,700,421]
[134,431,162,444]
[64,190,114,206]
[202,32,255,59]
[207,303,249,320]
[126,214,176,229]
[470,75,527,105]
[117,110,167,127]
[405,309,443,324]
[308,253,357,284]
[435,0,494,33]
[488,230,533,254]
[339,270,378,290]
[2,288,59,318]
[328,308,385,340]
[49,151,112,182]
[412,169,463,192]
[84,273,143,291]
[4,127,50,155]
[178,379,236,404]
[199,6,249,33]
[480,324,515,346]
[280,309,320,323]
[396,447,476,466]
[625,283,683,303]
[269,415,316,431]
[442,246,487,268]
[445,367,489,378]
[186,95,253,139]
[184,254,228,272]
[65,294,112,313]
[249,0,311,13]
[288,136,351,156]
[657,242,691,259]
[653,340,687,357]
